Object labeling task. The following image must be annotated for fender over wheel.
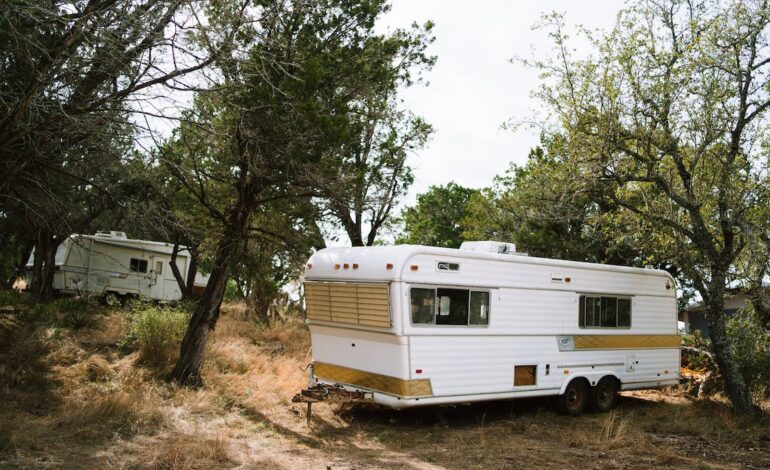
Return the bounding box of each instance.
[556,379,588,416]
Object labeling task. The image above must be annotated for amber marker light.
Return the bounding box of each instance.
[563,369,570,374]
[410,265,418,271]
[343,263,349,269]
[334,263,340,269]
[386,263,394,270]
[352,263,359,269]
[306,263,312,269]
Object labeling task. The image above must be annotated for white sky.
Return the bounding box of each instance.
[380,0,624,205]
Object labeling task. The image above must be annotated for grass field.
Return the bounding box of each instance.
[1,295,769,469]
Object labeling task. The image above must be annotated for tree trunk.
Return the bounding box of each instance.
[169,242,188,298]
[5,239,33,289]
[30,229,60,302]
[703,281,755,415]
[185,249,198,299]
[171,211,249,386]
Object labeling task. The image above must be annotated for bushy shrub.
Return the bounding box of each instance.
[726,311,770,397]
[125,303,190,365]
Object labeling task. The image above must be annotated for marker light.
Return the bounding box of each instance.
[415,369,423,374]
[563,369,570,374]
[410,265,418,271]
[306,263,312,269]
[564,277,571,283]
[343,263,349,269]
[352,263,359,269]
[386,263,394,270]
[334,264,340,270]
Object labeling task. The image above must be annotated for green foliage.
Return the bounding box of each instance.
[29,297,101,330]
[125,303,190,365]
[398,182,478,248]
[727,311,770,397]
[463,142,639,264]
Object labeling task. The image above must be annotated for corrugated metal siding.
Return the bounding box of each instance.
[305,281,390,328]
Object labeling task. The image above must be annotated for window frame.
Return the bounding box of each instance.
[408,284,491,328]
[578,294,633,329]
[130,258,148,274]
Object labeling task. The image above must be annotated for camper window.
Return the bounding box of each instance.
[436,288,469,325]
[411,288,436,324]
[130,258,148,273]
[410,287,490,326]
[579,295,631,328]
[469,291,490,325]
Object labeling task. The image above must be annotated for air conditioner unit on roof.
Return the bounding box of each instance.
[459,240,520,255]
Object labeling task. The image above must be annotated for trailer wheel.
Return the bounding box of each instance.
[556,379,588,416]
[103,292,120,307]
[589,377,618,413]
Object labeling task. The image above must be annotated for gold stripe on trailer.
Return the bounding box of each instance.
[313,362,433,397]
[573,334,681,350]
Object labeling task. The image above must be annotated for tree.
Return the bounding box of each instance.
[398,182,478,248]
[314,96,434,246]
[529,1,770,414]
[0,0,217,300]
[464,140,639,264]
[166,0,434,385]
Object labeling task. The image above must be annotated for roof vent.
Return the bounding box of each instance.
[95,231,128,239]
[460,241,521,255]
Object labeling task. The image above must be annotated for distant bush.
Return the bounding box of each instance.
[125,302,190,365]
[30,297,100,330]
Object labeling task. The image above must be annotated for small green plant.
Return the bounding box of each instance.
[125,302,190,365]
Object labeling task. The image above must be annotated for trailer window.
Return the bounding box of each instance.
[436,288,469,325]
[410,287,490,326]
[130,258,148,273]
[469,291,490,325]
[411,288,436,324]
[579,295,631,328]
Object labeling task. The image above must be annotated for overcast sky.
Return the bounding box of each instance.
[379,0,624,205]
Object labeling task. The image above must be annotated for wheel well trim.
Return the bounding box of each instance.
[559,372,621,394]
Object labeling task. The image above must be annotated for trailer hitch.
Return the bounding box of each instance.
[292,364,374,424]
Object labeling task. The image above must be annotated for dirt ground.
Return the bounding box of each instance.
[1,300,769,469]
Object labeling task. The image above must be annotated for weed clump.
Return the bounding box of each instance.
[125,302,190,365]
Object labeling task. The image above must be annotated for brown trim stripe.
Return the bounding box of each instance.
[314,362,433,397]
[573,334,681,349]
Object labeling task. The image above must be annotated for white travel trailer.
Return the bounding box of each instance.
[300,241,680,415]
[25,231,208,303]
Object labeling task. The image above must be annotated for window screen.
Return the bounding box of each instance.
[411,288,436,324]
[579,295,631,328]
[469,291,490,325]
[436,288,469,325]
[130,258,148,273]
[410,287,489,326]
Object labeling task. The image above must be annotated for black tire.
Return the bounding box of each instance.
[556,379,588,416]
[589,377,619,413]
[103,292,121,307]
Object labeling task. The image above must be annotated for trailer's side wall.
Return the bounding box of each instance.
[54,238,187,301]
[400,253,679,399]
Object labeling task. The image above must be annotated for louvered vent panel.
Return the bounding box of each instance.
[304,282,390,328]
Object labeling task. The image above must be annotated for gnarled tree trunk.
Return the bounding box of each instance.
[171,210,249,385]
[30,229,61,303]
[703,278,755,415]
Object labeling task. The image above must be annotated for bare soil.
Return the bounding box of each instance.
[1,300,769,469]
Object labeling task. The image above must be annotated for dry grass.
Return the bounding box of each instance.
[0,293,769,469]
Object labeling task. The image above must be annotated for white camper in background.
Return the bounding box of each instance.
[25,231,208,303]
[300,241,680,415]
